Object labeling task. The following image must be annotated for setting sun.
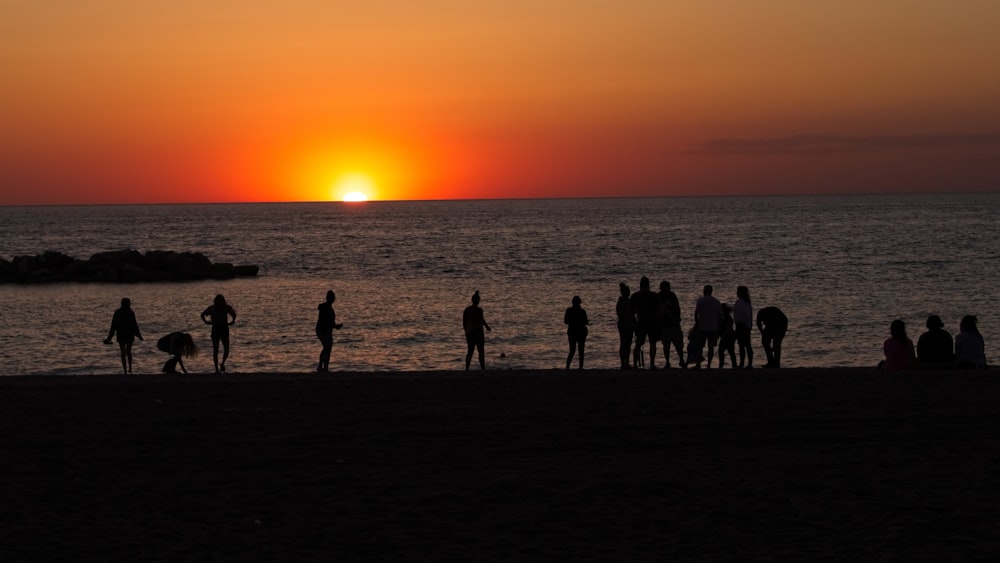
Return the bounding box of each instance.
[334,173,375,202]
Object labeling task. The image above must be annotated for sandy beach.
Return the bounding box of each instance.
[2,368,999,561]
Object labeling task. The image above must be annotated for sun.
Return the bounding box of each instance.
[334,172,376,202]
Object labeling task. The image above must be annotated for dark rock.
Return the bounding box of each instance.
[0,250,258,284]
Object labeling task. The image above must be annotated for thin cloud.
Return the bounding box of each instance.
[695,134,1000,155]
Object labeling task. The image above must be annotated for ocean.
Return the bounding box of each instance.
[1,194,997,375]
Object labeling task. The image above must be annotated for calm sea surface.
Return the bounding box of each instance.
[1,195,997,375]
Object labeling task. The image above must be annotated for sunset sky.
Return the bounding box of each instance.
[2,1,999,204]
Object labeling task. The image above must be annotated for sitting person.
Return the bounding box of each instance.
[954,315,988,370]
[882,319,915,371]
[916,314,955,368]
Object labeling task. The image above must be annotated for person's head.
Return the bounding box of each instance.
[925,315,944,330]
[326,290,335,303]
[471,290,480,305]
[890,319,908,342]
[659,281,670,293]
[640,276,650,290]
[704,284,713,296]
[214,294,226,307]
[120,297,131,309]
[572,295,582,307]
[960,315,979,334]
[619,283,630,298]
[737,285,750,302]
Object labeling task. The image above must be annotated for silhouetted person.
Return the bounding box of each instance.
[616,283,635,370]
[916,315,955,368]
[201,294,236,373]
[463,291,491,371]
[882,319,915,371]
[756,306,788,368]
[565,296,589,369]
[658,281,686,368]
[955,315,987,369]
[104,297,143,374]
[157,332,198,374]
[718,303,737,369]
[630,276,661,369]
[694,285,723,368]
[735,286,754,369]
[316,290,344,372]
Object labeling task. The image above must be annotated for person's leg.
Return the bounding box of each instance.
[220,334,230,372]
[618,328,630,369]
[118,342,128,374]
[124,342,134,373]
[671,329,685,368]
[761,333,775,366]
[578,336,586,369]
[476,336,486,370]
[566,336,576,370]
[318,331,333,371]
[465,333,475,370]
[633,329,647,369]
[705,332,716,367]
[773,331,785,367]
[211,335,221,373]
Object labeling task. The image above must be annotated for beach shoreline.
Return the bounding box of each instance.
[3,368,998,560]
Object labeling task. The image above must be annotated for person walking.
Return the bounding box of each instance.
[565,296,589,369]
[104,297,143,374]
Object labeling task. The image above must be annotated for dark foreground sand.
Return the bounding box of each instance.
[2,368,999,562]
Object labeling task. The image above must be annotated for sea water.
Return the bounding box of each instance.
[1,194,997,375]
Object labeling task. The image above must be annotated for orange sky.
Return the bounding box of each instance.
[2,1,999,204]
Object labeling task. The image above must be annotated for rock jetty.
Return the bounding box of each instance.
[0,250,259,284]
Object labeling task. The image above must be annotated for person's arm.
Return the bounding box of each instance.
[228,306,237,326]
[483,311,492,332]
[178,357,187,374]
[201,307,212,324]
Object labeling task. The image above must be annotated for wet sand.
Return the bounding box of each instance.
[2,368,999,561]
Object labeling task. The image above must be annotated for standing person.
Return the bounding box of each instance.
[630,276,662,369]
[694,285,723,368]
[201,294,237,373]
[658,281,686,368]
[882,319,915,371]
[463,291,492,371]
[103,297,143,374]
[916,314,955,368]
[954,315,988,369]
[564,296,589,369]
[616,283,635,370]
[315,290,344,372]
[718,303,737,369]
[156,332,198,374]
[756,306,788,368]
[734,286,754,369]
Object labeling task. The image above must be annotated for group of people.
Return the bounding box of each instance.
[104,294,236,374]
[106,286,987,375]
[612,278,787,371]
[882,315,988,371]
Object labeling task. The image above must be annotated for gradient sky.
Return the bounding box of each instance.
[2,0,999,204]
